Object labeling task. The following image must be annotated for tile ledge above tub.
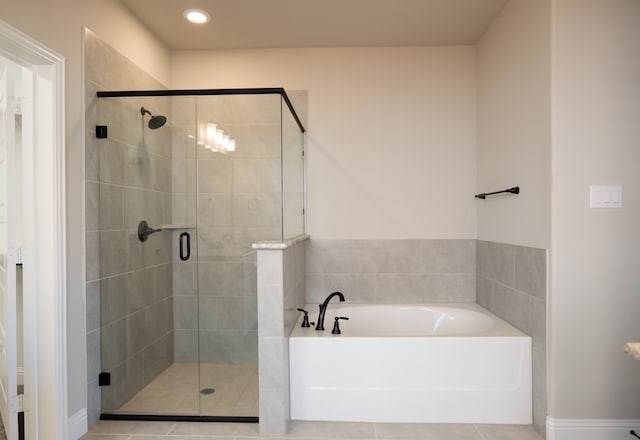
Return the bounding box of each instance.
[252,234,310,250]
[624,342,640,360]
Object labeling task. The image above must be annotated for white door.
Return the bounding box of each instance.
[0,60,21,440]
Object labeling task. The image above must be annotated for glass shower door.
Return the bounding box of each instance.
[97,94,202,415]
[194,94,282,417]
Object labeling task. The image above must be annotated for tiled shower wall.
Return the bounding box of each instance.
[173,252,258,364]
[476,240,547,436]
[85,30,174,424]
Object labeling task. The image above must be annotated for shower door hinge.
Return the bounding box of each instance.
[96,125,108,139]
[10,394,24,413]
[99,372,111,386]
[7,96,23,115]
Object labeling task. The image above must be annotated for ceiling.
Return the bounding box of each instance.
[118,0,508,50]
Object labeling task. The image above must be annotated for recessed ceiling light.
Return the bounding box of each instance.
[183,9,210,24]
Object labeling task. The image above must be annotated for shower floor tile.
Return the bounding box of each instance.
[116,362,258,417]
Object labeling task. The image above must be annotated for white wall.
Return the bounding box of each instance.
[476,0,551,250]
[172,47,478,240]
[1,0,171,421]
[550,0,640,420]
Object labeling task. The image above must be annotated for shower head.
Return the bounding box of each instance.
[140,106,167,129]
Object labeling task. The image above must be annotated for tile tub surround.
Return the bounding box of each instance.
[305,239,476,304]
[476,240,547,437]
[85,30,174,424]
[304,238,546,436]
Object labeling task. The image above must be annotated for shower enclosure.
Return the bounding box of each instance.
[94,89,305,419]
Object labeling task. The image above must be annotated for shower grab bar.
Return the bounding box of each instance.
[137,220,162,242]
[474,186,520,199]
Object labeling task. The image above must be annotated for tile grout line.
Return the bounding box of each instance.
[473,423,487,440]
[165,422,178,435]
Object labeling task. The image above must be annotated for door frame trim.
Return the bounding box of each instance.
[0,18,67,439]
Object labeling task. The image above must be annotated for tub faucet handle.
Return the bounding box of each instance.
[297,308,314,328]
[331,316,349,335]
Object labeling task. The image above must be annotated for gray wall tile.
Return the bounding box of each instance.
[477,240,546,438]
[443,273,476,302]
[86,280,101,332]
[516,246,547,299]
[142,334,173,385]
[306,239,476,305]
[174,329,198,362]
[305,273,375,305]
[373,273,444,303]
[86,181,99,232]
[477,240,516,286]
[421,239,476,274]
[199,330,243,363]
[174,295,197,330]
[256,239,306,433]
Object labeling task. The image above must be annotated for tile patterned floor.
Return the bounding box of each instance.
[82,420,544,440]
[114,363,258,417]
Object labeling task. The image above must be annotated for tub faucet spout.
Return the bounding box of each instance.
[315,291,345,331]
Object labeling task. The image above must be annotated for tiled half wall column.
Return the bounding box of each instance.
[476,240,547,437]
[255,236,307,434]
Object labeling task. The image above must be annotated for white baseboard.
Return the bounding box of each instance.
[68,409,88,440]
[547,417,640,440]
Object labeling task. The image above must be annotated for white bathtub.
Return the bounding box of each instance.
[289,303,531,424]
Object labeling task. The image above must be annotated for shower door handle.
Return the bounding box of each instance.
[179,232,191,261]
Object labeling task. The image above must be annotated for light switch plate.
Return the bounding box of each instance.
[590,185,622,208]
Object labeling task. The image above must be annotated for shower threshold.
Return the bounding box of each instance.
[100,413,258,423]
